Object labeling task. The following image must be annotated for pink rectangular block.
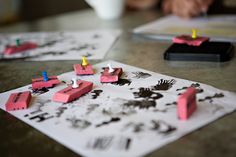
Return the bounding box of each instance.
[5,91,32,111]
[4,42,38,55]
[173,35,209,46]
[32,76,60,90]
[52,80,93,103]
[177,87,197,120]
[100,68,123,83]
[73,64,94,75]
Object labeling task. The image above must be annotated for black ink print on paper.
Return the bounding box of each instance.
[83,52,93,58]
[152,108,168,113]
[86,104,99,115]
[29,112,54,122]
[41,51,67,56]
[165,101,177,106]
[117,137,132,150]
[151,120,177,135]
[93,34,101,39]
[87,136,132,151]
[66,116,91,129]
[198,93,224,103]
[91,90,103,99]
[29,87,49,96]
[30,99,51,115]
[132,71,151,79]
[56,106,67,118]
[133,88,163,101]
[102,108,113,116]
[96,117,121,127]
[152,79,176,91]
[102,107,137,117]
[177,83,204,94]
[111,78,131,86]
[70,44,97,51]
[38,40,59,48]
[124,100,156,109]
[125,122,145,133]
[87,136,113,150]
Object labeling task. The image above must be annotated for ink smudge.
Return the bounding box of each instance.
[93,34,101,39]
[132,71,151,79]
[96,117,121,127]
[38,40,59,48]
[165,101,177,106]
[87,136,113,150]
[91,90,103,99]
[86,104,99,115]
[56,106,67,118]
[29,112,54,122]
[198,93,224,103]
[42,51,67,56]
[125,138,132,150]
[176,83,204,94]
[66,116,91,129]
[111,78,131,86]
[124,122,144,133]
[29,87,49,95]
[83,52,93,58]
[151,120,177,135]
[87,136,132,151]
[102,108,112,116]
[124,100,156,109]
[30,99,51,114]
[70,44,97,51]
[152,108,168,113]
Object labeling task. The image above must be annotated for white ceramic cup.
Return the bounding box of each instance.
[85,0,125,20]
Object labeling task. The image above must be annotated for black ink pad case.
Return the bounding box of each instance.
[164,42,234,62]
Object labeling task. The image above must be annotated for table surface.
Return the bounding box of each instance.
[0,9,236,157]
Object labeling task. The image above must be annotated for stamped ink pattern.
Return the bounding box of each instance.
[0,31,120,61]
[0,61,236,157]
[152,79,176,91]
[132,71,151,79]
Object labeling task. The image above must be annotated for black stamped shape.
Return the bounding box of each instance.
[152,79,176,91]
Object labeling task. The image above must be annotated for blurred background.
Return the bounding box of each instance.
[0,0,236,26]
[0,0,89,25]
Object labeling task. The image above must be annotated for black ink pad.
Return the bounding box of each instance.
[164,42,234,62]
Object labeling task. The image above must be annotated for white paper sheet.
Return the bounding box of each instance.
[133,15,236,42]
[0,30,121,61]
[1,60,236,157]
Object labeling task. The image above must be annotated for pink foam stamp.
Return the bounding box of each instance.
[5,91,32,111]
[173,35,209,46]
[100,64,123,83]
[52,79,93,103]
[32,71,60,90]
[173,29,209,46]
[4,42,37,55]
[74,56,94,75]
[177,87,197,120]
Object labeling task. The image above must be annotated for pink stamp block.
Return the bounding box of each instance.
[100,68,123,83]
[52,80,93,103]
[173,35,209,46]
[177,87,197,120]
[73,64,94,75]
[4,42,38,55]
[5,91,32,111]
[32,76,60,90]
